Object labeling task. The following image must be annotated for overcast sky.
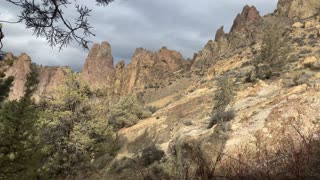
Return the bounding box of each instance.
[0,0,278,71]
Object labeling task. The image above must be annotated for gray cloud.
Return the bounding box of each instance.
[0,0,278,71]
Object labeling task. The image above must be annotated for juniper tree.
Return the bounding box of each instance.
[0,70,41,179]
[39,69,117,177]
[0,76,14,103]
[253,24,292,79]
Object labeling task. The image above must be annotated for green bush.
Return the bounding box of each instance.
[208,110,235,129]
[38,69,117,178]
[6,58,14,66]
[146,105,159,114]
[253,24,292,80]
[108,96,152,129]
[212,75,235,111]
[209,75,235,129]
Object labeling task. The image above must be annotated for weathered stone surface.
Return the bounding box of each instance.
[305,20,315,28]
[276,0,320,19]
[82,41,115,89]
[215,26,226,42]
[5,53,31,100]
[292,21,304,28]
[123,47,184,94]
[230,5,262,33]
[33,66,67,101]
[114,60,128,95]
[156,47,184,72]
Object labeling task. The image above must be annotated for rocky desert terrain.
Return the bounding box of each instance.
[1,0,320,179]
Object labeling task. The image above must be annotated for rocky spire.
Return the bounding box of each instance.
[214,26,226,42]
[5,53,32,100]
[81,41,115,88]
[230,5,262,33]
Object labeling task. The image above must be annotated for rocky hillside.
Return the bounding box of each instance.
[1,0,320,179]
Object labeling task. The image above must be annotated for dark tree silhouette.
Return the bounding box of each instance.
[0,0,114,53]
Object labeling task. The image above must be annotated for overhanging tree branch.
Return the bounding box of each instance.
[0,0,114,52]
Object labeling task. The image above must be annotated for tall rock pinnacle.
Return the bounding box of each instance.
[230,5,262,33]
[5,53,32,100]
[82,41,115,88]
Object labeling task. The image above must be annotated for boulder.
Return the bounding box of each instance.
[305,20,315,28]
[292,22,304,28]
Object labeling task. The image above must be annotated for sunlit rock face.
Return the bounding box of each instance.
[82,41,115,89]
[230,5,262,33]
[5,53,31,100]
[276,0,320,19]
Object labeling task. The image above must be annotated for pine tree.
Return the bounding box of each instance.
[39,69,117,177]
[0,70,41,179]
[0,76,14,103]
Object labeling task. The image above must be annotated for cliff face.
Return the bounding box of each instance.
[80,43,185,96]
[4,0,320,178]
[276,0,320,19]
[81,41,115,89]
[230,5,262,33]
[191,5,262,72]
[5,53,32,100]
[123,47,185,94]
[33,66,67,101]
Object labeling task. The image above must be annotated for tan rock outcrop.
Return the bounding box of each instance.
[191,5,262,72]
[230,5,262,33]
[82,41,115,89]
[305,20,315,28]
[33,66,67,101]
[114,61,128,95]
[276,0,320,19]
[214,26,226,42]
[117,47,185,94]
[292,22,304,28]
[5,53,31,100]
[156,47,184,72]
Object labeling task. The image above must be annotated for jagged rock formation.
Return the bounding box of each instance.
[4,0,320,178]
[276,0,320,19]
[124,47,185,94]
[2,53,67,101]
[82,41,115,89]
[230,5,262,33]
[33,66,67,101]
[214,26,226,42]
[80,44,185,96]
[5,53,31,100]
[191,5,263,72]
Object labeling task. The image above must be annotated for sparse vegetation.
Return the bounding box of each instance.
[208,75,235,129]
[253,24,292,80]
[108,96,152,129]
[146,105,159,114]
[5,58,14,66]
[208,110,235,129]
[38,69,118,178]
